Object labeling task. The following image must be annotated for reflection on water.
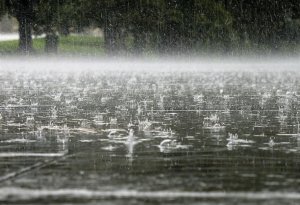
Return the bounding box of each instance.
[1,65,300,204]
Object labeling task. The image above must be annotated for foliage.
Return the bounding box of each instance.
[0,0,299,55]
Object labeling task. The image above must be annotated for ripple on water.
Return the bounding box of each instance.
[79,140,95,143]
[0,188,300,202]
[102,145,119,151]
[1,139,36,143]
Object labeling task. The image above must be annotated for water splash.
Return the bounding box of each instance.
[1,188,300,201]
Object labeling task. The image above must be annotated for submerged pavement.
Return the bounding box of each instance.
[0,61,300,204]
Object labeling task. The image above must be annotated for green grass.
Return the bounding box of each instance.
[0,40,19,54]
[58,35,105,55]
[0,35,105,55]
[1,35,299,56]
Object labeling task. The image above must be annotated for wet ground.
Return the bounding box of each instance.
[1,131,300,204]
[0,59,300,204]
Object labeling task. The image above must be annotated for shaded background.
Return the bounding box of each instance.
[0,0,299,56]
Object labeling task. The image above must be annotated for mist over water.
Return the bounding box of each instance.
[1,56,300,72]
[1,57,300,204]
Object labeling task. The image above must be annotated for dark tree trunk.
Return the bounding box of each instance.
[45,33,59,54]
[104,24,117,55]
[60,22,70,36]
[17,15,33,54]
[103,8,121,55]
[133,32,146,55]
[117,29,126,54]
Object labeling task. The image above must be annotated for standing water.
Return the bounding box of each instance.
[0,58,300,204]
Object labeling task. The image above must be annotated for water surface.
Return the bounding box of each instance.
[0,60,300,204]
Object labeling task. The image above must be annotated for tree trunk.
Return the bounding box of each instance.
[17,15,33,54]
[45,33,59,54]
[133,32,146,55]
[104,25,117,55]
[117,29,126,54]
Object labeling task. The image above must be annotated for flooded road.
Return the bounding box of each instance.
[0,59,300,204]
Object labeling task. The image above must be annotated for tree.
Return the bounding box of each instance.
[79,0,235,55]
[33,0,60,53]
[127,0,164,54]
[33,0,82,53]
[222,0,300,52]
[159,0,234,54]
[190,0,234,53]
[4,0,38,53]
[0,1,7,18]
[81,0,121,54]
